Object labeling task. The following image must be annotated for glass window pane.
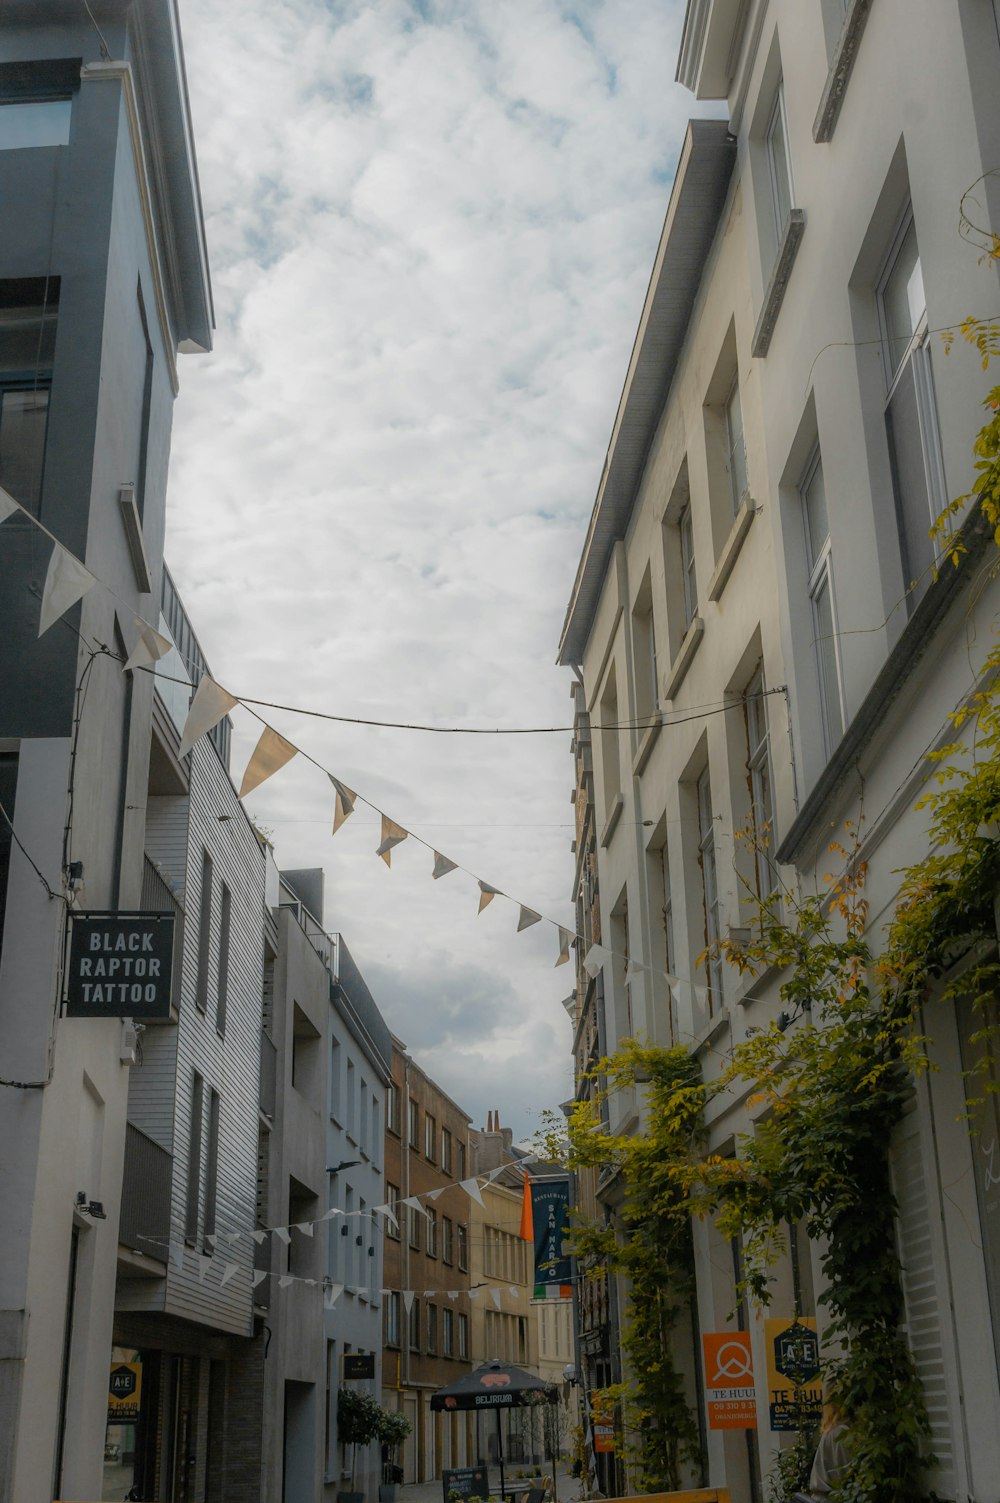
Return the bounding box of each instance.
[727,381,747,508]
[881,218,923,377]
[0,388,49,515]
[767,92,792,239]
[812,573,843,751]
[0,99,71,150]
[802,452,828,566]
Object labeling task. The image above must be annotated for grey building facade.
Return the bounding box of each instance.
[0,4,211,1499]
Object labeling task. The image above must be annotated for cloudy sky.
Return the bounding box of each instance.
[166,0,718,1139]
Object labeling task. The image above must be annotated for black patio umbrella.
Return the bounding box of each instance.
[430,1360,558,1499]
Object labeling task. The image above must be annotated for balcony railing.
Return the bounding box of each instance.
[119,1122,172,1258]
[259,1029,277,1119]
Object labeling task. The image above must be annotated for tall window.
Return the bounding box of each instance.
[631,590,658,721]
[386,1184,400,1240]
[408,1298,421,1351]
[801,449,844,756]
[330,1039,341,1120]
[194,849,213,1013]
[457,1142,466,1180]
[745,671,777,898]
[443,1308,454,1357]
[408,1097,420,1148]
[725,377,748,514]
[203,1089,221,1252]
[458,1223,469,1272]
[386,1292,400,1346]
[442,1217,454,1265]
[458,1313,469,1360]
[876,206,945,591]
[387,1081,400,1134]
[680,504,698,629]
[441,1127,453,1173]
[765,83,793,242]
[697,770,723,1012]
[408,1204,421,1252]
[216,883,231,1035]
[0,61,76,149]
[427,1208,438,1258]
[185,1072,205,1244]
[0,279,58,517]
[426,1303,438,1354]
[360,1081,368,1155]
[425,1112,436,1161]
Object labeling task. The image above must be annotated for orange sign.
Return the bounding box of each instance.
[591,1395,616,1454]
[702,1331,757,1430]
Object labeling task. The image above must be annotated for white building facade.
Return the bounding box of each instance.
[559,3,1000,1499]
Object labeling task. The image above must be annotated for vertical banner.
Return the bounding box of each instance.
[591,1393,616,1454]
[702,1332,757,1430]
[529,1178,572,1298]
[763,1317,822,1432]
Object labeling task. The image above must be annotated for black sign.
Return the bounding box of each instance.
[443,1466,489,1503]
[343,1353,376,1380]
[66,913,174,1019]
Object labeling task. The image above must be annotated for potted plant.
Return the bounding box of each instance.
[337,1387,383,1503]
[377,1406,412,1501]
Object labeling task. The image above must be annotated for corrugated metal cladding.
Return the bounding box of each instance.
[121,734,265,1336]
[558,119,736,667]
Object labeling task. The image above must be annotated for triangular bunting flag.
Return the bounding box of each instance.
[402,1291,414,1313]
[197,1254,213,1284]
[206,1233,218,1249]
[272,1226,291,1245]
[330,776,357,835]
[478,882,499,914]
[508,1286,519,1298]
[432,851,458,880]
[293,1221,315,1237]
[123,617,173,674]
[251,1229,268,1245]
[252,1269,268,1289]
[325,1282,344,1309]
[402,1197,429,1219]
[469,1288,481,1300]
[225,1230,242,1246]
[321,1207,343,1222]
[490,1288,502,1309]
[219,1262,240,1289]
[460,1177,485,1207]
[239,725,298,798]
[373,1204,400,1230]
[555,928,573,967]
[426,1187,446,1201]
[447,1290,459,1300]
[517,906,542,933]
[178,676,238,759]
[583,943,609,979]
[279,1275,295,1289]
[0,486,20,523]
[377,814,408,867]
[38,542,96,637]
[626,960,644,981]
[169,1241,185,1270]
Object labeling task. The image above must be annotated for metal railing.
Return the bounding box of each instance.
[119,1122,172,1256]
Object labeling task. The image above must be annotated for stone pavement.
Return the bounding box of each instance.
[400,1464,585,1503]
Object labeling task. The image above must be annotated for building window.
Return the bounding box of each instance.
[631,579,658,722]
[0,279,58,517]
[876,205,946,591]
[346,1060,356,1134]
[408,1205,421,1253]
[679,504,698,629]
[599,670,621,816]
[457,1142,466,1180]
[697,769,723,1013]
[360,1080,369,1155]
[425,1112,436,1161]
[725,376,748,515]
[443,1307,454,1357]
[216,883,231,1035]
[386,1292,400,1347]
[408,1297,421,1352]
[427,1208,438,1258]
[330,1039,341,1120]
[409,1096,420,1148]
[442,1216,454,1265]
[765,83,793,242]
[800,448,844,757]
[458,1223,468,1272]
[458,1313,469,1360]
[185,1071,205,1244]
[426,1303,438,1354]
[203,1088,220,1253]
[387,1081,400,1134]
[386,1183,400,1240]
[194,849,213,1013]
[0,60,77,150]
[441,1127,452,1173]
[745,669,777,898]
[0,752,18,970]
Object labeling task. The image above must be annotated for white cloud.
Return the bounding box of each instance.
[168,0,720,1137]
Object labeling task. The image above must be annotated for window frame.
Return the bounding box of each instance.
[725,376,748,515]
[386,1291,400,1347]
[443,1307,454,1357]
[441,1126,452,1174]
[408,1297,421,1352]
[745,668,777,899]
[427,1207,438,1258]
[426,1302,438,1355]
[458,1222,469,1273]
[697,769,723,1013]
[800,447,846,757]
[386,1183,400,1241]
[458,1312,469,1360]
[442,1216,454,1266]
[424,1112,436,1162]
[764,82,793,244]
[387,1081,400,1135]
[408,1096,420,1149]
[679,504,698,629]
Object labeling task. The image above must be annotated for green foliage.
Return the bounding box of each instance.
[766,1433,817,1503]
[377,1407,413,1449]
[337,1386,384,1447]
[555,1040,709,1492]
